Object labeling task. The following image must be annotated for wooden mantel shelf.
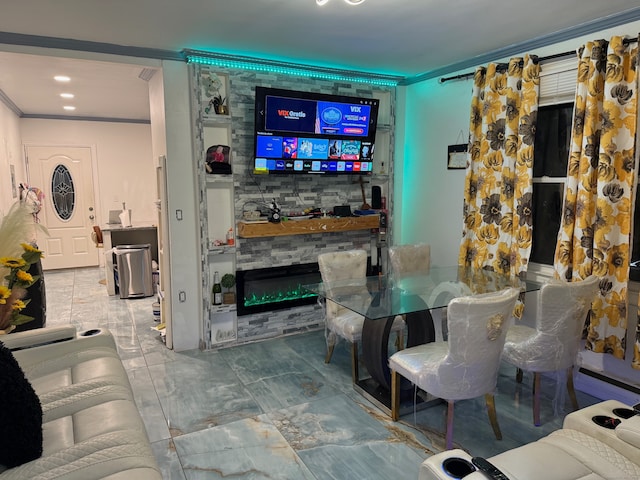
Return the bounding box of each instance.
[237,215,379,238]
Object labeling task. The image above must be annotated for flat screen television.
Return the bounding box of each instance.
[253,86,380,175]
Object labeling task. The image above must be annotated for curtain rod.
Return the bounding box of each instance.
[439,36,639,84]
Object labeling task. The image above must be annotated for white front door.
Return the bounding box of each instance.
[26,145,99,270]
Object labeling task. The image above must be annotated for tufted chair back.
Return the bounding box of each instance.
[318,249,368,322]
[418,288,519,400]
[503,275,599,373]
[388,244,431,278]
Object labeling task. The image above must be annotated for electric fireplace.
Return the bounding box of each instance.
[236,263,321,316]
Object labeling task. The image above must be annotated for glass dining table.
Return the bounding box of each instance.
[304,265,543,414]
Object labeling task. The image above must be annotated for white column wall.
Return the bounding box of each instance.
[160,60,201,352]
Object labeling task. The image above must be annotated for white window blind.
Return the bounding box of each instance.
[538,56,578,106]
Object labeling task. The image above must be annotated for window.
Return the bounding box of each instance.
[51,164,75,221]
[529,103,573,265]
[529,56,577,268]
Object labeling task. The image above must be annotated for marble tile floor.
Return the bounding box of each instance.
[43,267,601,479]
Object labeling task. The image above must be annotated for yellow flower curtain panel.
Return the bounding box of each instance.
[459,56,540,308]
[554,36,640,368]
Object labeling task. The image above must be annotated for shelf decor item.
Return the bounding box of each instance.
[205,144,231,174]
[202,71,228,116]
[221,273,236,304]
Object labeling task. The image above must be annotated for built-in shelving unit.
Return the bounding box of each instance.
[193,66,237,349]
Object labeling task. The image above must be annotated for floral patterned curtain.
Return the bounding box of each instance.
[553,37,639,368]
[458,55,540,317]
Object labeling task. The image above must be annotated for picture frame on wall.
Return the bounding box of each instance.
[447,144,468,170]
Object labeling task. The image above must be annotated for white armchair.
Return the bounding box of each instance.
[502,274,599,426]
[389,287,520,449]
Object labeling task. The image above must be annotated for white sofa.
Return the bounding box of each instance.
[419,400,640,480]
[0,326,161,480]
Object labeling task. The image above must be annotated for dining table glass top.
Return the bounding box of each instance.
[303,265,543,320]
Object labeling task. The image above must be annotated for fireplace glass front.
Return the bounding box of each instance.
[236,263,321,316]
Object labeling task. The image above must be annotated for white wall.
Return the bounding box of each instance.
[394,79,471,265]
[0,101,25,211]
[20,119,156,225]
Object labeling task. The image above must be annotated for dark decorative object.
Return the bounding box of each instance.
[268,198,281,223]
[0,341,43,468]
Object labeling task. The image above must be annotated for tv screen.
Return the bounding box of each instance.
[253,86,380,175]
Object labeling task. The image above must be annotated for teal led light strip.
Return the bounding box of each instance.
[183,50,400,87]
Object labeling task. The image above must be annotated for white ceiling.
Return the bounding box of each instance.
[1,0,640,121]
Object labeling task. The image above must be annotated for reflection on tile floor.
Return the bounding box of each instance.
[45,267,600,479]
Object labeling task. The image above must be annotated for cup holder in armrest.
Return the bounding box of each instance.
[612,408,637,419]
[592,415,621,429]
[442,458,476,479]
[80,328,102,337]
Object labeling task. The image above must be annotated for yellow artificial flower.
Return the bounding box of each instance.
[11,299,26,311]
[21,243,44,257]
[1,257,26,269]
[15,270,34,284]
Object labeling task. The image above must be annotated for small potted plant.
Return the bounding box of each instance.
[221,273,236,304]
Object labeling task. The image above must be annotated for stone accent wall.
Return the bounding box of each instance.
[192,64,396,348]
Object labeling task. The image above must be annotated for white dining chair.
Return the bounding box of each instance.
[389,287,520,449]
[318,249,403,383]
[502,275,599,426]
[388,243,431,278]
[388,243,431,343]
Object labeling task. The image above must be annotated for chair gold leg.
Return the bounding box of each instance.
[445,400,455,450]
[516,368,523,383]
[485,394,502,440]
[324,343,335,364]
[351,342,359,384]
[533,372,541,426]
[566,366,579,411]
[395,329,404,351]
[391,370,401,421]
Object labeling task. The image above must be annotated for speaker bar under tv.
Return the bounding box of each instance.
[253,86,380,175]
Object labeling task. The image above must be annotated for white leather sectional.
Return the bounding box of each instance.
[419,400,640,480]
[1,326,161,480]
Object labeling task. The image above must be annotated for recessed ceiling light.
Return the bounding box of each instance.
[54,75,71,82]
[63,106,76,111]
[60,93,74,99]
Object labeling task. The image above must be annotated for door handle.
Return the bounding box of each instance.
[89,215,95,220]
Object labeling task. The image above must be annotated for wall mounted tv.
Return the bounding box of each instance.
[253,86,380,175]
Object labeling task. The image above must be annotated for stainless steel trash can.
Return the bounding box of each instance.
[114,244,153,298]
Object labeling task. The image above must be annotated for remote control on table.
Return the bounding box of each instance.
[471,457,510,480]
